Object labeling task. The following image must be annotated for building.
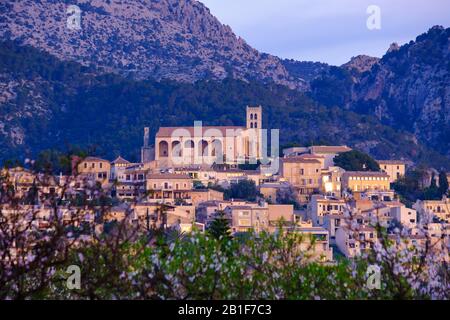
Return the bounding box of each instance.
[115,164,147,200]
[335,226,377,258]
[75,156,111,187]
[389,205,417,229]
[308,195,347,226]
[146,173,193,204]
[267,204,295,231]
[154,106,263,168]
[342,171,390,193]
[224,203,269,234]
[320,166,344,197]
[133,203,195,230]
[377,160,406,183]
[413,197,450,222]
[259,182,291,204]
[279,157,322,202]
[280,226,334,262]
[283,145,352,169]
[141,127,155,163]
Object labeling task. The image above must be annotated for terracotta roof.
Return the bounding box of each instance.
[309,146,352,154]
[146,173,192,180]
[281,157,321,164]
[84,156,109,163]
[343,171,389,177]
[156,126,245,138]
[376,160,406,165]
[111,156,130,165]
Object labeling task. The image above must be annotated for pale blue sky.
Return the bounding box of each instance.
[200,0,450,65]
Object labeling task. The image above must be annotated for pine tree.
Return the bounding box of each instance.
[438,171,449,197]
[208,211,231,241]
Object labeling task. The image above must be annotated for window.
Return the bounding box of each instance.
[250,123,254,128]
[254,114,258,120]
[84,163,87,169]
[91,163,95,168]
[100,163,103,169]
[300,169,304,175]
[250,114,254,120]
[254,122,257,128]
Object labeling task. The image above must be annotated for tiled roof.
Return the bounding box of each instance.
[376,160,406,165]
[281,157,321,164]
[343,171,389,177]
[156,126,246,138]
[146,173,192,179]
[309,146,352,154]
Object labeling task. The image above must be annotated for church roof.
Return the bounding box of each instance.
[111,156,130,165]
[156,126,246,138]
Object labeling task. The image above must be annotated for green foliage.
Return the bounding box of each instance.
[224,179,259,201]
[207,211,232,241]
[334,150,380,172]
[1,41,449,169]
[438,171,449,196]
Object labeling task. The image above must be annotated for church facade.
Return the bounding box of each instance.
[152,106,264,168]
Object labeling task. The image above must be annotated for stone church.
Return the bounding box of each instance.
[142,106,264,168]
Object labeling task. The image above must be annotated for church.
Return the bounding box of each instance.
[142,106,264,168]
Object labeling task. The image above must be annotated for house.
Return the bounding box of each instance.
[389,205,417,229]
[279,157,322,202]
[224,203,269,234]
[342,171,390,192]
[267,204,295,231]
[280,226,334,262]
[377,160,406,183]
[320,166,344,197]
[308,195,347,226]
[413,197,450,222]
[259,182,291,203]
[133,203,196,230]
[335,226,377,258]
[75,156,111,187]
[282,145,351,169]
[154,106,264,168]
[146,173,193,204]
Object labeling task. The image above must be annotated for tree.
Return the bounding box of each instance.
[207,211,231,241]
[333,150,380,172]
[438,171,449,197]
[225,179,259,201]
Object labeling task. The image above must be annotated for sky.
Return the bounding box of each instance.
[200,0,450,65]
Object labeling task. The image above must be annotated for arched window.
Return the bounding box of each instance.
[254,114,258,120]
[250,123,254,128]
[159,141,169,157]
[172,141,182,157]
[199,140,209,157]
[250,114,254,120]
[211,139,223,160]
[254,122,258,128]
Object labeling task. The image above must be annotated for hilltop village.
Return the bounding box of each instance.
[2,106,449,262]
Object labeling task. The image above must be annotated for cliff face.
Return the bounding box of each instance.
[312,26,450,159]
[353,26,450,157]
[0,0,297,87]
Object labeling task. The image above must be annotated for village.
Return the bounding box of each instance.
[2,106,450,263]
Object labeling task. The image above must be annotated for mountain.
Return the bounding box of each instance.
[0,0,301,89]
[311,26,450,159]
[1,40,449,170]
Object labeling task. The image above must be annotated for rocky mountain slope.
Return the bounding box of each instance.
[1,40,449,170]
[0,0,300,88]
[311,26,450,159]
